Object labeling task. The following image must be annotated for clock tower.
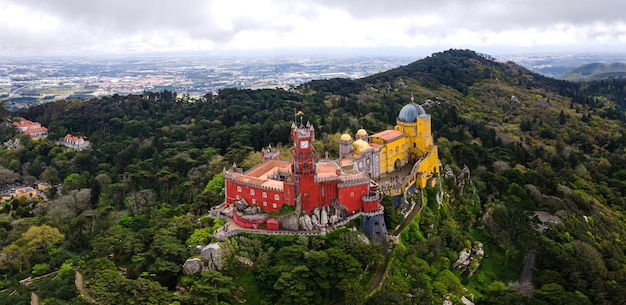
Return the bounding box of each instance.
[291,121,315,176]
[291,121,318,211]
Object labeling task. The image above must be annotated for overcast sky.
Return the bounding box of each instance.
[1,0,625,56]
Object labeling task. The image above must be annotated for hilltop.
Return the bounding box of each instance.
[1,49,626,304]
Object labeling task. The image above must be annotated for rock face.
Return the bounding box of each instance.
[299,214,313,231]
[182,258,203,275]
[279,213,300,230]
[183,242,227,275]
[201,243,224,271]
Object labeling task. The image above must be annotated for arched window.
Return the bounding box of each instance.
[262,192,267,198]
[272,203,277,209]
[252,199,256,204]
[274,194,280,200]
[250,189,255,195]
[413,143,416,148]
[237,186,242,192]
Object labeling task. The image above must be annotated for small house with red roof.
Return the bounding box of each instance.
[60,133,91,151]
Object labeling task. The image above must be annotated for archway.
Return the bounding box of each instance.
[394,159,401,171]
[410,153,418,164]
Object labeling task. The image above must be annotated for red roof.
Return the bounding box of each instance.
[23,127,48,134]
[370,129,405,142]
[13,118,40,129]
[64,134,83,142]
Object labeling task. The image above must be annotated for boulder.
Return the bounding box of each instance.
[201,243,223,271]
[182,258,203,275]
[321,208,328,226]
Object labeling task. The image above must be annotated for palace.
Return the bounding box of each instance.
[224,120,380,216]
[339,96,439,189]
[220,99,439,233]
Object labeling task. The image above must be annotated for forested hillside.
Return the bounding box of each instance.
[2,49,626,304]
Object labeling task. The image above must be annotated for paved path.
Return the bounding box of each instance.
[517,251,536,297]
[75,271,97,304]
[30,292,39,305]
[518,251,536,283]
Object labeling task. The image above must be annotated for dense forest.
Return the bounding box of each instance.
[2,49,626,304]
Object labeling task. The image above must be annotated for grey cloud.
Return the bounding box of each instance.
[1,0,625,54]
[308,0,626,29]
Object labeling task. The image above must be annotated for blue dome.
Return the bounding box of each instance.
[397,103,426,123]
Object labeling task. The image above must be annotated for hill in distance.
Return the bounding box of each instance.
[560,62,626,81]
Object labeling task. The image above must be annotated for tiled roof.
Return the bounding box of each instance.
[370,129,406,142]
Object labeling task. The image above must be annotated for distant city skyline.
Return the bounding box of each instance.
[1,0,625,57]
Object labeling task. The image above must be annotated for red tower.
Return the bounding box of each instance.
[291,121,319,212]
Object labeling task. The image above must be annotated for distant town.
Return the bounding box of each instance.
[0,55,416,111]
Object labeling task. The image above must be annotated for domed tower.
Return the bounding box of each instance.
[395,98,433,163]
[339,133,353,158]
[356,128,369,141]
[352,139,370,155]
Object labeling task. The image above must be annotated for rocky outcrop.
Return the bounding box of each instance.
[182,258,203,275]
[453,243,484,277]
[299,214,314,231]
[279,213,300,230]
[183,242,227,275]
[201,243,224,271]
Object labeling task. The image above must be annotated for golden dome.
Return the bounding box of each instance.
[352,139,370,154]
[340,133,352,141]
[356,128,368,137]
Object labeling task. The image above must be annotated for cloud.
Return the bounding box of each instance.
[0,0,625,55]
